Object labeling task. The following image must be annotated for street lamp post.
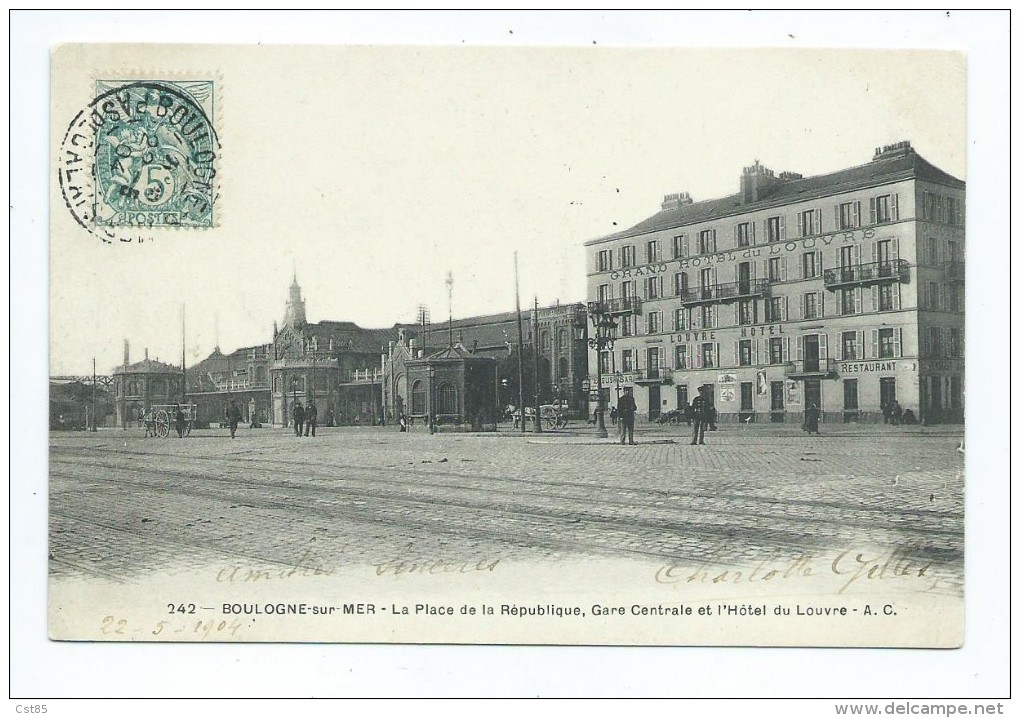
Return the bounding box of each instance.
[587,301,620,440]
[428,364,436,435]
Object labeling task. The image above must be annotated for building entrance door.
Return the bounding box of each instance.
[648,385,660,421]
[770,380,785,422]
[879,377,897,408]
[803,335,820,372]
[804,379,821,411]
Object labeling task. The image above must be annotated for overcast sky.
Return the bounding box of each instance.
[33,14,971,376]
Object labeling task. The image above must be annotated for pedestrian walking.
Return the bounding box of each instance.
[249,398,259,428]
[881,401,892,425]
[292,401,305,437]
[304,402,318,437]
[610,406,619,426]
[617,387,637,445]
[691,385,710,445]
[226,400,242,439]
[173,402,187,439]
[398,412,408,432]
[803,402,821,435]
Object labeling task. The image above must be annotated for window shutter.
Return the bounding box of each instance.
[870,329,879,358]
[891,193,899,221]
[816,250,823,275]
[894,328,903,358]
[854,288,863,314]
[681,235,689,257]
[834,204,841,229]
[733,303,741,325]
[695,345,702,369]
[734,341,740,366]
[871,286,879,312]
[891,237,900,263]
[853,243,862,266]
[796,335,804,361]
[869,197,877,225]
[834,333,842,361]
[752,339,759,366]
[801,294,808,318]
[783,337,791,364]
[782,296,789,321]
[816,209,823,234]
[779,215,786,241]
[871,240,878,264]
[715,343,721,368]
[781,257,788,281]
[853,201,861,228]
[818,333,828,360]
[855,331,864,359]
[798,213,805,238]
[733,224,739,245]
[750,222,756,245]
[799,253,806,279]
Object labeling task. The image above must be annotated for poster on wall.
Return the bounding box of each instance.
[786,379,801,405]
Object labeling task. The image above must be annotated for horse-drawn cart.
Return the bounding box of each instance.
[141,403,196,437]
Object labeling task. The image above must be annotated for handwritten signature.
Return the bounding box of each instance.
[371,544,500,577]
[656,547,937,594]
[215,549,333,583]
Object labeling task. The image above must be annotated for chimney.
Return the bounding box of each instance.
[123,339,130,367]
[144,347,149,361]
[660,191,693,211]
[873,140,913,161]
[740,161,781,204]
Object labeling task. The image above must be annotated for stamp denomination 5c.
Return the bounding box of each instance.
[58,79,218,241]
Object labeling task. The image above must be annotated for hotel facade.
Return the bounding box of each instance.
[584,142,965,425]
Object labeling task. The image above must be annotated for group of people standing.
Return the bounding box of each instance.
[608,384,716,446]
[291,401,318,437]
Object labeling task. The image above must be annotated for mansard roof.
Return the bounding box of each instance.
[586,149,965,245]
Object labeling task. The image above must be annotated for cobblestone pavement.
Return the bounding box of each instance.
[49,421,965,595]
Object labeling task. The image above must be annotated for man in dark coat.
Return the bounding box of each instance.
[691,385,710,445]
[617,387,638,445]
[803,403,821,435]
[304,402,318,437]
[293,401,305,437]
[226,400,242,439]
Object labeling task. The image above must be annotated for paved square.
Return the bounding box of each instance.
[49,421,964,598]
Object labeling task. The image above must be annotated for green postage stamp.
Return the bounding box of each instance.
[60,79,217,234]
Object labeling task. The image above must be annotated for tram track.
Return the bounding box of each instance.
[51,449,965,545]
[50,453,962,569]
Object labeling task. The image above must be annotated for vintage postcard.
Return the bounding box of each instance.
[48,43,967,647]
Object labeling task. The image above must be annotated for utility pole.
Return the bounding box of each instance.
[446,271,454,348]
[514,253,526,434]
[91,357,98,432]
[532,296,543,433]
[181,304,187,402]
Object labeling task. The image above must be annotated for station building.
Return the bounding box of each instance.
[583,141,964,425]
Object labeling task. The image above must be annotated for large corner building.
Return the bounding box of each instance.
[584,142,964,425]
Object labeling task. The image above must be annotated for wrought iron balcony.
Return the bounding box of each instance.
[943,261,965,282]
[680,279,771,306]
[588,297,643,316]
[631,367,671,384]
[823,260,910,289]
[786,358,836,379]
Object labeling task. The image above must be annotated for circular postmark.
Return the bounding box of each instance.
[58,80,220,244]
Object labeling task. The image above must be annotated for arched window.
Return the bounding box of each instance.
[411,380,427,414]
[438,383,458,415]
[127,381,140,396]
[558,357,569,379]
